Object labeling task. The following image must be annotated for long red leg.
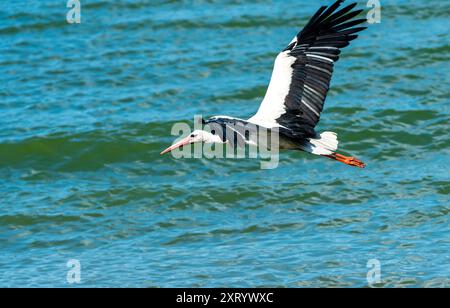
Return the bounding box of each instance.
[324,153,366,168]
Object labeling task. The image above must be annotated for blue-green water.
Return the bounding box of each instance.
[0,0,449,287]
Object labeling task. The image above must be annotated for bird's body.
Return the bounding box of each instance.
[203,116,333,152]
[162,0,367,168]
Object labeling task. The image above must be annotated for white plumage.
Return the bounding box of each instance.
[162,0,367,168]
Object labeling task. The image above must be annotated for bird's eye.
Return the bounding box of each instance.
[190,134,195,138]
[211,130,216,135]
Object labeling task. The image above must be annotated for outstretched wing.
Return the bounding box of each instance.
[249,0,366,140]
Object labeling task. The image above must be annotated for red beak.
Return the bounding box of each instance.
[160,136,192,155]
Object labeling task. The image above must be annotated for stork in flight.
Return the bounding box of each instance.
[161,0,367,168]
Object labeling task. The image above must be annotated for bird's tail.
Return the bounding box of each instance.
[306,131,339,155]
[305,132,365,168]
[325,153,366,168]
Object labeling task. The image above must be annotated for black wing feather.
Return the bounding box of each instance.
[277,0,367,140]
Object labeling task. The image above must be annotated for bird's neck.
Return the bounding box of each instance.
[207,134,226,144]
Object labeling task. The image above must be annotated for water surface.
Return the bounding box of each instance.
[0,0,449,287]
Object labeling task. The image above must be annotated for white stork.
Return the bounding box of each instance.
[161,0,367,168]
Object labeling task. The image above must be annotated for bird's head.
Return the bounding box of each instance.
[160,130,222,155]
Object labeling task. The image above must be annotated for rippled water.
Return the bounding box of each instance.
[0,0,449,287]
